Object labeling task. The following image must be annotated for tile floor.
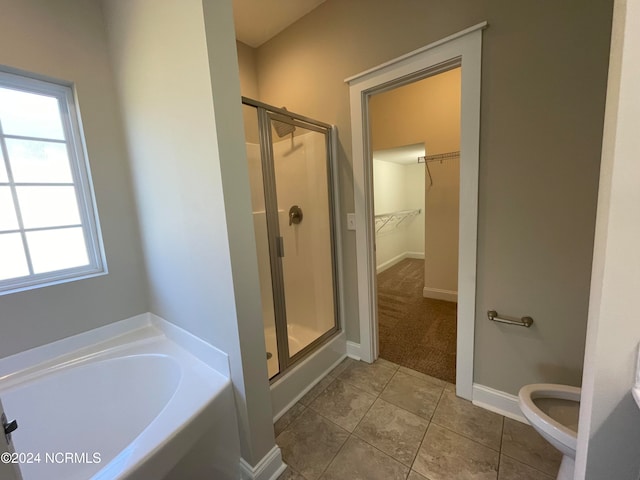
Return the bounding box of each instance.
[276,358,561,480]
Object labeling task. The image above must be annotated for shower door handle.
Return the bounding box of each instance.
[276,236,285,257]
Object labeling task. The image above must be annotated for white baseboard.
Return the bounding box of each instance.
[240,446,287,480]
[422,287,458,302]
[472,383,528,424]
[346,341,361,360]
[376,252,407,273]
[376,251,425,273]
[270,332,346,421]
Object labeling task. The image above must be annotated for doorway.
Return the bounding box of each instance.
[347,24,484,399]
[371,67,461,384]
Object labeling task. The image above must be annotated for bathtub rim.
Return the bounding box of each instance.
[0,313,230,384]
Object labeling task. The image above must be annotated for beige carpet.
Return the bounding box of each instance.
[377,258,457,383]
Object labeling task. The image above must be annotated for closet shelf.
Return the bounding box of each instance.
[374,209,421,233]
[418,150,460,163]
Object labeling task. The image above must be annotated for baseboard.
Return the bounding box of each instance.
[422,287,458,302]
[472,383,528,424]
[240,446,287,480]
[376,252,407,273]
[376,251,425,273]
[346,341,361,360]
[270,332,346,421]
[272,350,346,422]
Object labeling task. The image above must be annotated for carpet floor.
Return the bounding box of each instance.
[377,258,457,384]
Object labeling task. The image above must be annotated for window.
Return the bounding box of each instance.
[0,67,106,294]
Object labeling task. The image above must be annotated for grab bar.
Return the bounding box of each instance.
[487,310,533,328]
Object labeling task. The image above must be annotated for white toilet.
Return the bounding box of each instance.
[518,383,581,480]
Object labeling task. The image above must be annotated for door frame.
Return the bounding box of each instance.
[346,22,485,400]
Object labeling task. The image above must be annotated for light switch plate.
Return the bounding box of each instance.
[347,213,356,230]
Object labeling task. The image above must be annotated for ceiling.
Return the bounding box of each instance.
[233,0,326,48]
[373,143,426,165]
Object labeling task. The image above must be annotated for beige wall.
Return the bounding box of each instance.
[373,159,415,268]
[237,40,259,99]
[237,41,260,144]
[373,160,425,270]
[0,0,149,358]
[424,159,460,294]
[104,0,275,466]
[370,70,461,295]
[249,0,613,394]
[370,68,461,153]
[405,163,426,256]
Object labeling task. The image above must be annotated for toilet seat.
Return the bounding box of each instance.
[518,383,580,455]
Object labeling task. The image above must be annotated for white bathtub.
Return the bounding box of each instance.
[0,317,240,480]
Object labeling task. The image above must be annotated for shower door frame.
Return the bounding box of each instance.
[243,97,341,383]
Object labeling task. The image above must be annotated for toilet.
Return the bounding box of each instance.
[518,384,581,480]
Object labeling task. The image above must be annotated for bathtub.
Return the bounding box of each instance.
[0,316,240,480]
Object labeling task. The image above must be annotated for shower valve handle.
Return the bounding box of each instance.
[289,205,303,225]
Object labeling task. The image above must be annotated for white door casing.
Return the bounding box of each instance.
[346,23,485,400]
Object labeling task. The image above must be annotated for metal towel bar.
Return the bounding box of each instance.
[487,310,533,328]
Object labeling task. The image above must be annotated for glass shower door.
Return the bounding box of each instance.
[243,98,339,381]
[267,113,337,361]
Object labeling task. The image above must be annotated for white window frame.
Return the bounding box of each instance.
[0,66,106,294]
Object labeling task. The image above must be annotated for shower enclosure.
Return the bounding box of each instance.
[242,98,340,382]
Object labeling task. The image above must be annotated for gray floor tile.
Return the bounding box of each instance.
[276,409,349,480]
[275,402,306,437]
[501,418,561,477]
[413,423,499,480]
[498,454,554,480]
[310,378,376,432]
[353,398,428,466]
[376,357,400,371]
[398,365,446,388]
[327,357,356,379]
[320,436,409,480]
[278,466,307,480]
[407,470,428,480]
[300,376,335,406]
[338,359,396,394]
[380,370,443,419]
[431,389,504,450]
